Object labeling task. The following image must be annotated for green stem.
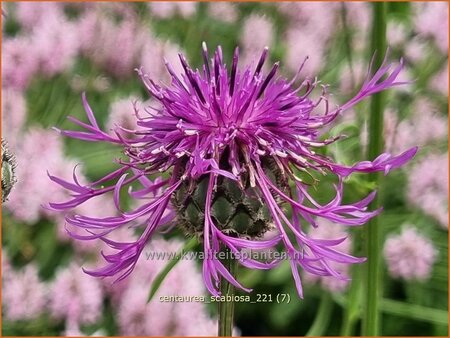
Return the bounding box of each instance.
[340,264,362,336]
[340,3,355,89]
[340,226,365,336]
[305,292,333,336]
[218,247,236,337]
[362,2,387,336]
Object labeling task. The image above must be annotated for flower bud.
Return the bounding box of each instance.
[2,139,17,202]
[172,158,282,238]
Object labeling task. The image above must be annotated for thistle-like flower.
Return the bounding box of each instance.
[49,44,417,297]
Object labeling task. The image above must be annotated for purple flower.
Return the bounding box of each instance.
[303,219,352,293]
[49,44,417,297]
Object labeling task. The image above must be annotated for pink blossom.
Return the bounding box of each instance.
[409,99,448,146]
[407,153,448,229]
[115,238,217,336]
[70,74,111,93]
[280,1,368,67]
[31,12,79,76]
[140,38,185,83]
[339,60,367,95]
[387,21,408,46]
[278,2,339,35]
[395,67,414,93]
[175,2,197,17]
[345,2,371,30]
[2,264,48,321]
[4,3,78,85]
[7,128,79,223]
[78,9,146,78]
[277,2,306,20]
[2,36,39,90]
[393,101,447,152]
[379,109,407,153]
[285,27,326,76]
[384,226,438,280]
[148,2,175,18]
[104,20,144,78]
[63,320,83,337]
[404,38,427,64]
[241,14,273,52]
[15,1,62,31]
[207,2,238,23]
[430,64,449,96]
[148,1,197,19]
[63,320,106,337]
[117,285,151,335]
[105,96,146,137]
[361,101,447,155]
[344,2,371,51]
[280,2,341,76]
[1,250,12,283]
[1,88,27,150]
[415,2,449,53]
[49,263,104,325]
[77,11,100,52]
[240,14,274,69]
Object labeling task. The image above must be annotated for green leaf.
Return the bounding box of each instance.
[380,299,448,326]
[305,292,333,336]
[335,294,449,326]
[147,237,198,302]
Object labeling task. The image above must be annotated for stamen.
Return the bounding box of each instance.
[229,46,239,96]
[254,47,269,77]
[257,62,279,98]
[164,58,188,92]
[178,53,207,104]
[184,130,198,136]
[214,46,223,95]
[201,42,211,80]
[275,150,288,158]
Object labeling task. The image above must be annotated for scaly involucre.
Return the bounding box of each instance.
[49,44,417,297]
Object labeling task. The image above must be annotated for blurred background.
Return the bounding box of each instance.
[1,1,448,336]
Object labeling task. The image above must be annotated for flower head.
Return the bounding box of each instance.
[2,88,27,150]
[8,128,77,223]
[49,44,417,297]
[407,153,448,229]
[49,263,104,325]
[384,226,437,281]
[148,1,197,19]
[2,264,48,321]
